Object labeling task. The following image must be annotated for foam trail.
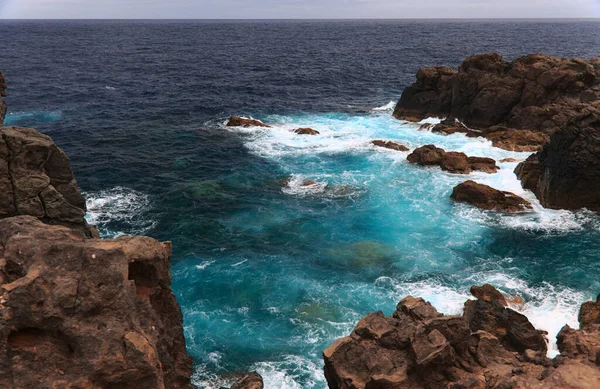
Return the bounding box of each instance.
[4,110,63,125]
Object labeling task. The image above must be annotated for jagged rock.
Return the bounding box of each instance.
[407,144,446,166]
[371,140,409,151]
[499,158,519,163]
[0,126,96,237]
[294,127,320,135]
[226,116,270,128]
[470,284,508,306]
[228,372,264,389]
[578,294,600,327]
[323,284,600,389]
[394,54,600,150]
[0,216,194,389]
[515,111,600,212]
[0,73,6,125]
[408,145,498,174]
[450,180,532,212]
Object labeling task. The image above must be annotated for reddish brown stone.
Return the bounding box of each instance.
[226,116,270,128]
[450,180,532,212]
[371,140,409,151]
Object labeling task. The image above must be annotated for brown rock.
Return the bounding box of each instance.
[407,144,446,166]
[470,284,508,307]
[226,116,270,128]
[371,140,409,151]
[230,372,264,389]
[394,54,600,150]
[515,111,600,212]
[0,126,95,237]
[450,180,532,212]
[441,151,472,174]
[499,158,519,163]
[578,294,600,327]
[0,216,194,389]
[467,157,499,174]
[485,128,550,152]
[294,127,320,135]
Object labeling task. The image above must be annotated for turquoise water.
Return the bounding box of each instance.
[162,107,600,388]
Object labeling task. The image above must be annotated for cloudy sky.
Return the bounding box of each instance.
[1,0,599,19]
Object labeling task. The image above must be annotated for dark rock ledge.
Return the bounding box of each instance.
[323,284,600,389]
[393,53,600,152]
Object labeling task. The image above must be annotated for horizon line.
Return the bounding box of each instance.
[2,17,600,21]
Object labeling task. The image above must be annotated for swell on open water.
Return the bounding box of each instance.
[2,20,600,388]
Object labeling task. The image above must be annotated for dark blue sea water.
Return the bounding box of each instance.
[2,20,600,388]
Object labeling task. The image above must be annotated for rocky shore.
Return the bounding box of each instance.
[0,76,196,388]
[323,284,600,389]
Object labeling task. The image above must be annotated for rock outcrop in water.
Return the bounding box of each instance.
[323,284,600,389]
[226,372,264,389]
[371,140,410,151]
[407,145,498,174]
[515,111,600,212]
[394,53,600,151]
[226,116,271,128]
[0,126,97,237]
[450,180,532,212]
[294,127,320,135]
[0,76,195,388]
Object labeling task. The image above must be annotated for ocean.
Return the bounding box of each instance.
[2,19,600,388]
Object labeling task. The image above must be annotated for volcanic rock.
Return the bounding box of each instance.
[394,53,600,150]
[0,126,96,237]
[294,127,320,135]
[227,116,271,128]
[408,145,499,174]
[324,284,600,389]
[515,111,600,212]
[0,216,194,389]
[371,140,409,151]
[450,180,532,212]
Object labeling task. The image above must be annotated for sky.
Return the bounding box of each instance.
[0,0,599,19]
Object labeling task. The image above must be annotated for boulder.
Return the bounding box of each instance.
[226,116,270,128]
[371,140,409,151]
[0,216,194,389]
[407,144,446,166]
[408,146,498,174]
[0,126,95,237]
[450,180,532,212]
[515,111,600,212]
[394,54,600,150]
[470,284,508,306]
[293,127,320,135]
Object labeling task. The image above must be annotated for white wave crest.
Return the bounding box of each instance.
[372,101,396,111]
[84,186,155,237]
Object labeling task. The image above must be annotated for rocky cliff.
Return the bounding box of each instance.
[323,284,600,389]
[0,76,195,388]
[515,111,600,212]
[393,54,600,151]
[0,73,6,125]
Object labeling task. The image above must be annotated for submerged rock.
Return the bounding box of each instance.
[0,216,194,389]
[394,53,600,151]
[371,140,409,151]
[227,116,271,128]
[293,127,320,135]
[515,111,600,212]
[0,126,96,237]
[408,145,499,174]
[324,284,600,389]
[450,180,532,212]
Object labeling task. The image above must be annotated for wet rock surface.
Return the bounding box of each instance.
[371,140,410,151]
[323,284,600,389]
[450,180,532,212]
[294,127,320,135]
[0,216,194,389]
[226,116,271,128]
[394,53,600,151]
[408,145,499,174]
